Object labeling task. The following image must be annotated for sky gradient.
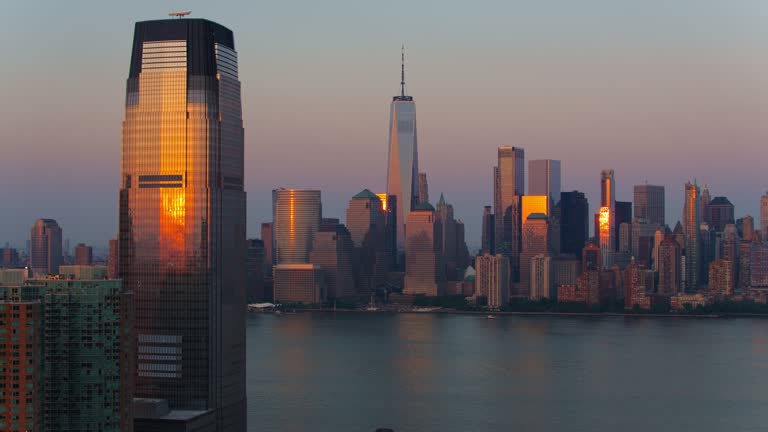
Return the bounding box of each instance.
[2,0,767,251]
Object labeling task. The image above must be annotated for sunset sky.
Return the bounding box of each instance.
[2,0,767,250]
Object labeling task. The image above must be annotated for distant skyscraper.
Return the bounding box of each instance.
[615,201,632,252]
[386,49,419,249]
[529,254,552,300]
[119,18,246,430]
[30,219,62,276]
[310,224,355,299]
[404,204,445,296]
[108,237,119,279]
[740,215,755,242]
[246,239,265,301]
[74,243,93,265]
[0,248,19,268]
[346,190,387,292]
[520,213,549,293]
[633,184,665,226]
[528,159,561,206]
[683,182,701,291]
[474,254,510,308]
[599,170,615,269]
[761,192,768,238]
[417,172,429,205]
[559,191,589,258]
[494,146,525,279]
[706,197,735,232]
[273,189,322,264]
[481,206,495,254]
[261,222,274,276]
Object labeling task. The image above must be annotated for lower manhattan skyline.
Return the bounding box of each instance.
[2,1,768,249]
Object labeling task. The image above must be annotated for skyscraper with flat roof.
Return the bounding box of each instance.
[346,190,387,293]
[273,189,322,265]
[559,191,589,259]
[404,204,445,296]
[481,206,495,255]
[119,18,246,431]
[633,184,665,227]
[683,182,701,291]
[386,49,419,250]
[475,254,509,308]
[761,192,768,239]
[74,242,93,265]
[599,170,615,269]
[494,146,525,278]
[528,159,561,206]
[310,224,355,299]
[30,219,62,276]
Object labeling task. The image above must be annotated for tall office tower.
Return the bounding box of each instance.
[559,191,589,258]
[708,259,734,296]
[417,172,429,205]
[29,219,62,276]
[761,192,768,238]
[740,215,755,241]
[619,222,632,254]
[739,240,753,289]
[74,242,93,265]
[0,248,19,268]
[120,19,246,430]
[615,201,632,251]
[346,190,387,292]
[700,224,718,284]
[633,184,665,226]
[481,206,495,254]
[529,254,552,300]
[706,197,735,232]
[261,222,274,276]
[683,182,701,291]
[246,239,265,301]
[273,189,322,264]
[658,236,682,295]
[528,159,561,207]
[386,49,419,250]
[9,277,133,431]
[494,146,525,279]
[599,170,615,269]
[404,204,445,296]
[436,194,469,280]
[108,237,119,279]
[631,220,656,266]
[310,224,355,299]
[582,243,601,272]
[474,254,510,308]
[520,213,549,293]
[381,194,399,270]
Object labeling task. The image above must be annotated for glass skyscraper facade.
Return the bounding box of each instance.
[386,53,419,250]
[119,18,246,431]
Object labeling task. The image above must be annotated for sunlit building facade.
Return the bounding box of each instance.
[119,18,246,431]
[386,52,419,250]
[273,189,322,265]
[528,159,561,207]
[683,182,701,291]
[599,170,615,269]
[30,219,62,277]
[404,204,445,296]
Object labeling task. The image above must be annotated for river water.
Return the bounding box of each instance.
[246,312,768,431]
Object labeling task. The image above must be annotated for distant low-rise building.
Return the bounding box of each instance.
[670,293,709,311]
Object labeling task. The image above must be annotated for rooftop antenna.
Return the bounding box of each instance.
[169,10,192,18]
[400,45,406,97]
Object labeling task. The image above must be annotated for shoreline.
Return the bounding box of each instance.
[250,308,768,319]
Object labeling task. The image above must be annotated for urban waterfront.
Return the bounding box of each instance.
[248,313,768,432]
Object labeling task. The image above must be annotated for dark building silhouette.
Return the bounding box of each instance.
[559,191,589,259]
[481,206,495,254]
[706,197,735,232]
[246,239,265,301]
[615,201,632,252]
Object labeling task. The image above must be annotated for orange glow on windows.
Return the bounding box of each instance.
[522,195,548,222]
[376,193,388,211]
[599,206,610,235]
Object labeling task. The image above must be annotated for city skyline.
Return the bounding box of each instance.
[3,1,768,249]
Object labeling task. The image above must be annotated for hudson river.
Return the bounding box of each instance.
[247,313,768,431]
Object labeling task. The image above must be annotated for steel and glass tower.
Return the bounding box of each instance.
[683,181,701,291]
[386,47,419,249]
[119,18,246,431]
[599,169,615,269]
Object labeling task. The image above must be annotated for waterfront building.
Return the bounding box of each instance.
[273,264,325,304]
[750,242,768,288]
[633,184,665,227]
[481,206,495,254]
[683,182,701,291]
[29,219,62,276]
[246,239,265,301]
[310,224,355,299]
[557,283,588,304]
[559,191,589,258]
[708,259,734,296]
[261,222,274,276]
[404,204,445,296]
[624,259,650,310]
[761,192,768,239]
[120,18,246,430]
[74,243,93,265]
[530,254,552,300]
[475,254,510,308]
[528,159,561,207]
[658,236,682,296]
[494,146,525,279]
[670,292,708,311]
[520,213,549,294]
[346,190,387,292]
[273,189,322,264]
[386,49,419,250]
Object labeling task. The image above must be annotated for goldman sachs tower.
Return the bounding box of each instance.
[386,47,419,250]
[119,18,246,431]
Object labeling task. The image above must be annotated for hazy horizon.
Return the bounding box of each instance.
[2,0,767,249]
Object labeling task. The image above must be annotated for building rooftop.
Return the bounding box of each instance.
[413,202,435,211]
[709,196,733,206]
[353,189,379,200]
